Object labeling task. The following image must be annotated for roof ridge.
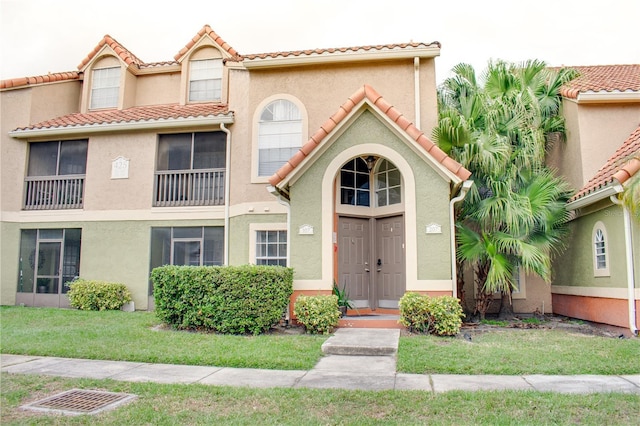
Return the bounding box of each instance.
[268,84,470,187]
[239,41,441,62]
[0,71,80,89]
[77,34,145,70]
[174,24,240,61]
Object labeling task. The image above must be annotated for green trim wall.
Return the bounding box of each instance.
[228,213,287,266]
[288,110,452,281]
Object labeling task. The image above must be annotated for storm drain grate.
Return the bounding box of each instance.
[22,389,137,416]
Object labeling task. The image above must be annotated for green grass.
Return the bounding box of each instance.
[398,329,640,375]
[0,306,325,370]
[2,373,639,425]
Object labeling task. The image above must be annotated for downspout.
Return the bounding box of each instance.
[610,192,638,335]
[450,180,473,298]
[414,57,421,129]
[220,123,231,265]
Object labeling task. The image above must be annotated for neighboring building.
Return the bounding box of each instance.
[0,25,471,316]
[549,65,640,333]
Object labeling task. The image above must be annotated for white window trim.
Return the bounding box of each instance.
[251,95,308,183]
[249,223,288,265]
[90,66,122,110]
[188,58,223,102]
[592,221,610,277]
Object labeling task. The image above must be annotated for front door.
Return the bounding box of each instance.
[338,215,405,309]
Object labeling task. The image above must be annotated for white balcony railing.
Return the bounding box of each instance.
[24,175,85,210]
[154,169,225,207]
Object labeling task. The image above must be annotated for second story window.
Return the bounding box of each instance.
[90,67,120,109]
[24,140,88,210]
[154,132,226,207]
[189,59,222,102]
[258,99,302,177]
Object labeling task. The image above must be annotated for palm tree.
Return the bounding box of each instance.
[434,60,576,319]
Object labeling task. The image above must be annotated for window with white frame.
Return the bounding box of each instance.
[90,67,120,109]
[189,59,222,102]
[592,222,610,276]
[255,230,287,266]
[258,99,302,177]
[339,157,402,208]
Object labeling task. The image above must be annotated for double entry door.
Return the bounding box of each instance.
[337,215,405,309]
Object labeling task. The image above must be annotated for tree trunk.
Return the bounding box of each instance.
[473,261,493,321]
[498,290,515,319]
[456,259,469,315]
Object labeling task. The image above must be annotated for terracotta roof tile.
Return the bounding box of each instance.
[77,35,145,70]
[560,65,640,99]
[239,41,440,62]
[0,71,80,89]
[570,125,640,202]
[268,84,471,187]
[174,25,240,61]
[12,103,230,132]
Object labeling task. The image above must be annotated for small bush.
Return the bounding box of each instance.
[67,279,132,311]
[399,293,464,336]
[293,295,340,334]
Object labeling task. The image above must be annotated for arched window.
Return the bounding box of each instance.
[592,222,610,277]
[375,159,401,207]
[258,100,302,177]
[340,158,370,206]
[339,157,402,208]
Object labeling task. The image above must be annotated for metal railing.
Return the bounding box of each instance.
[154,169,225,207]
[24,175,85,210]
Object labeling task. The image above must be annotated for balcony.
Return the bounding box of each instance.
[24,175,85,210]
[154,169,225,207]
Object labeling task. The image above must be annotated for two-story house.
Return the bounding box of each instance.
[0,25,471,318]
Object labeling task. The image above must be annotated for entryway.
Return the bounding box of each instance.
[337,215,405,310]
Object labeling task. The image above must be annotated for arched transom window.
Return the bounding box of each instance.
[339,157,402,208]
[258,100,302,177]
[592,221,610,277]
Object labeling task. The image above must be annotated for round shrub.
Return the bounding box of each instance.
[293,294,340,334]
[67,279,132,311]
[399,292,464,336]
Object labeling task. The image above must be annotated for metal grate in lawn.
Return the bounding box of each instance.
[21,389,137,416]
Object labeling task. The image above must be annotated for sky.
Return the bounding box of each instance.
[1,0,639,83]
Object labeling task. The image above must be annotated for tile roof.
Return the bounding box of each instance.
[78,35,145,70]
[0,71,80,89]
[12,103,230,132]
[174,25,240,61]
[268,84,471,187]
[560,65,640,99]
[239,41,441,62]
[570,125,640,202]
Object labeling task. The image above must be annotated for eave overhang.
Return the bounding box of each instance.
[9,114,235,139]
[565,183,624,211]
[242,46,440,69]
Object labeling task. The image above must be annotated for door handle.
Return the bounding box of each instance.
[364,268,370,272]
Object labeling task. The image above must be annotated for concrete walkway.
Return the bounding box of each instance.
[2,328,639,394]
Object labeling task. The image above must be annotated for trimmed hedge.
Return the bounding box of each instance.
[293,294,340,334]
[151,265,293,335]
[67,279,132,311]
[399,292,464,336]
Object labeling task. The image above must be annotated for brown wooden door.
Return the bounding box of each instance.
[375,215,405,308]
[338,217,371,308]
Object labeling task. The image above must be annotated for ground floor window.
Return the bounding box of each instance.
[17,228,82,294]
[149,226,224,295]
[255,230,287,266]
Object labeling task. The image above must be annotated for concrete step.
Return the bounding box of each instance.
[338,314,403,329]
[321,328,400,356]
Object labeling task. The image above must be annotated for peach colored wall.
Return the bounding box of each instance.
[135,72,181,106]
[83,132,157,210]
[226,59,438,205]
[552,293,639,329]
[1,81,82,212]
[513,275,552,314]
[548,100,640,191]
